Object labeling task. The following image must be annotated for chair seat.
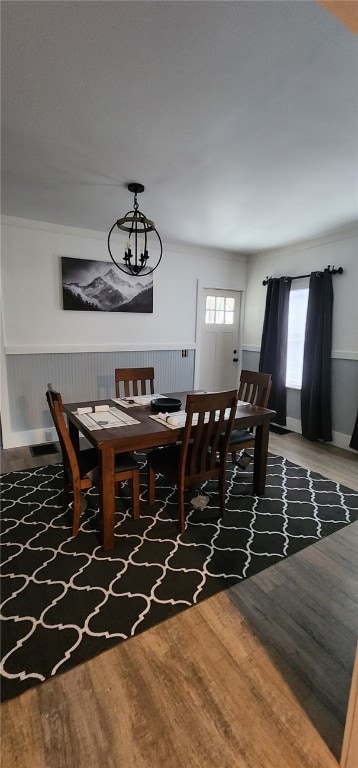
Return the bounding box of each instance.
[114,452,140,473]
[148,444,180,474]
[78,449,138,479]
[229,429,255,445]
[148,444,219,478]
[78,448,98,477]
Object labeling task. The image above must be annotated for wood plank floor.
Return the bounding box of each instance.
[1,433,357,767]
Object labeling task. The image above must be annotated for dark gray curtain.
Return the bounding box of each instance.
[301,269,333,441]
[259,277,291,426]
[349,411,358,451]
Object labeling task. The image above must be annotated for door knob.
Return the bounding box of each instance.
[233,357,238,362]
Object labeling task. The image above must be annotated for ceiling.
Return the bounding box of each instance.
[1,1,357,254]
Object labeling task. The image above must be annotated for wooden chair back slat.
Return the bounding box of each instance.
[46,383,140,538]
[148,389,238,533]
[180,390,237,482]
[238,370,272,408]
[46,385,80,483]
[229,370,272,461]
[115,367,155,399]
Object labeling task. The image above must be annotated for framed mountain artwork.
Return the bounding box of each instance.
[61,257,153,313]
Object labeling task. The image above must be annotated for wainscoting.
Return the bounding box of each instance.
[241,349,358,450]
[5,348,195,448]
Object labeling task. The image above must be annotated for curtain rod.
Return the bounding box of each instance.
[262,265,343,286]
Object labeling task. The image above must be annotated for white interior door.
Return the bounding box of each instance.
[198,289,241,391]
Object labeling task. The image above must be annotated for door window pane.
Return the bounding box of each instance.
[205,295,235,325]
[205,309,215,324]
[216,296,225,311]
[216,310,225,324]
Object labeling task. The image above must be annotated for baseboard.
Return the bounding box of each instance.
[285,417,356,452]
[285,417,303,435]
[3,428,95,451]
[332,430,357,452]
[2,427,56,450]
[3,422,356,454]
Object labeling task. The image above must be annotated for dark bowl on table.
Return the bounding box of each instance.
[151,397,182,414]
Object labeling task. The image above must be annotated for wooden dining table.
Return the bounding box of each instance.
[63,391,276,550]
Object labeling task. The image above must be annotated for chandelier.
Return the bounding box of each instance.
[107,183,162,276]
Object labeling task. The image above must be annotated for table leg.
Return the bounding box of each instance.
[99,445,116,551]
[253,417,270,495]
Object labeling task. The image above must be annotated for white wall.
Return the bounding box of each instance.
[3,216,356,449]
[242,225,358,449]
[2,217,247,352]
[1,216,248,447]
[243,226,358,357]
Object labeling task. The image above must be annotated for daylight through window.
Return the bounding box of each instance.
[286,288,309,388]
[205,295,235,324]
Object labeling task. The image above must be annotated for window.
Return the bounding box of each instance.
[205,295,235,325]
[286,288,309,388]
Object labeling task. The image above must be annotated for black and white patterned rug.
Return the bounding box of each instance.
[1,453,357,701]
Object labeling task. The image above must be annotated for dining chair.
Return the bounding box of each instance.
[229,370,272,465]
[46,385,141,536]
[147,389,238,533]
[115,367,155,399]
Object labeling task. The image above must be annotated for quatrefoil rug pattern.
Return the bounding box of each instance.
[1,453,357,701]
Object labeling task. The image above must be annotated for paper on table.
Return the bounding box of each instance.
[149,411,187,429]
[111,394,164,408]
[132,394,164,405]
[75,407,140,431]
[165,412,186,426]
[150,405,244,430]
[111,398,136,409]
[76,404,111,414]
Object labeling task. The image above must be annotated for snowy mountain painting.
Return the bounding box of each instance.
[61,257,153,313]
